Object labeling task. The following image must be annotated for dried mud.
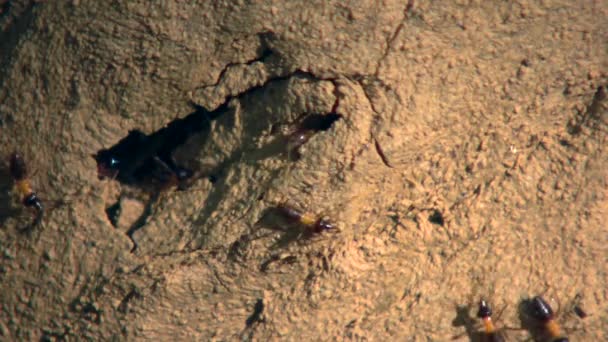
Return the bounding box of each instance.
[0,1,607,341]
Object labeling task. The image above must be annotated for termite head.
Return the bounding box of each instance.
[313,218,336,233]
[23,193,42,210]
[92,151,120,180]
[528,296,554,322]
[287,130,315,158]
[286,113,342,158]
[477,299,492,319]
[288,130,314,148]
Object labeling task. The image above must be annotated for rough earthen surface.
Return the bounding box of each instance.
[1,1,607,340]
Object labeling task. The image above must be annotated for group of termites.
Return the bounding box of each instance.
[464,296,586,342]
[6,107,588,340]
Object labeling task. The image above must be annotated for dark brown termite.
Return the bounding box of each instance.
[526,296,568,342]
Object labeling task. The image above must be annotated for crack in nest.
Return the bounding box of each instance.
[128,15,419,255]
[141,72,343,256]
[197,31,277,92]
[374,0,416,77]
[568,85,607,135]
[352,77,398,169]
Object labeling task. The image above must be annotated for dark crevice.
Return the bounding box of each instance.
[374,138,393,168]
[227,233,252,262]
[117,288,142,314]
[69,297,101,325]
[568,85,607,135]
[428,209,444,226]
[94,102,230,186]
[239,298,266,340]
[296,113,342,131]
[105,200,121,228]
[574,304,587,319]
[245,298,265,327]
[329,79,342,114]
[97,63,345,253]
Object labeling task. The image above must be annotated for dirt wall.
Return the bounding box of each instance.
[0,1,607,340]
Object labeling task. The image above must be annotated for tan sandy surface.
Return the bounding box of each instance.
[0,1,607,341]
